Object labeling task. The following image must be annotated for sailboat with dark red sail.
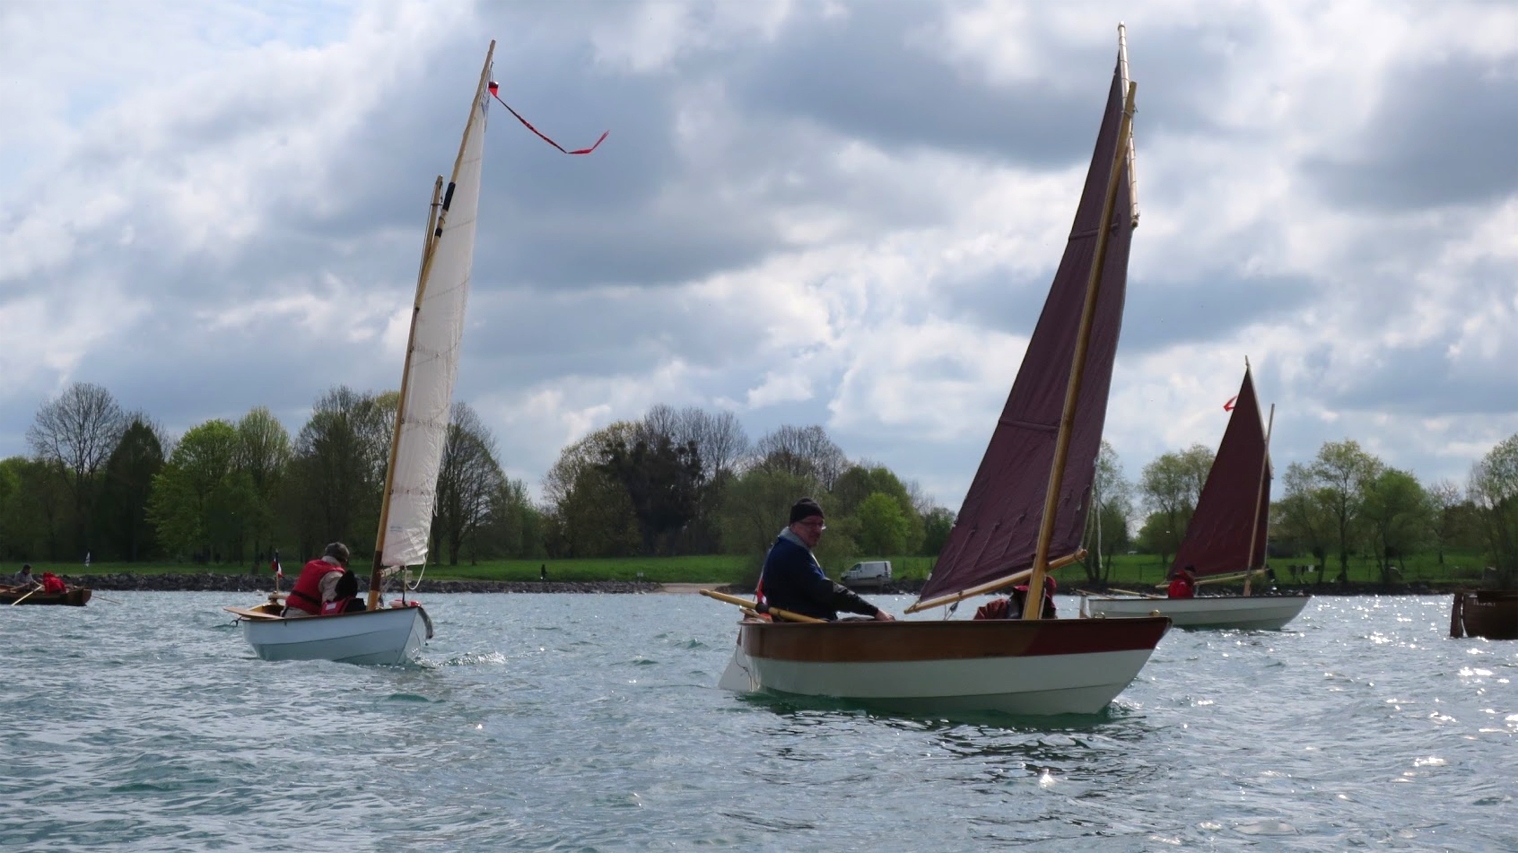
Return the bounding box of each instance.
[1082,364,1311,629]
[705,27,1170,716]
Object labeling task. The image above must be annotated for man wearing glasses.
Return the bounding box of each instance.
[756,497,897,622]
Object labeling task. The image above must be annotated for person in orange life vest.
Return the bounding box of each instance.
[1168,565,1197,599]
[757,497,896,622]
[283,542,351,617]
[320,569,367,615]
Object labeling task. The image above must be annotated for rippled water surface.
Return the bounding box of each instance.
[2,592,1515,851]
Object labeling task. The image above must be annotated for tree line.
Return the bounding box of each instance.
[0,384,953,571]
[5,382,1517,587]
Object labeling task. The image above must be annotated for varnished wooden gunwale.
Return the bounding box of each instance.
[740,616,1170,664]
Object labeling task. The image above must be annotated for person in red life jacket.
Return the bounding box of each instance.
[1168,565,1197,599]
[40,571,67,595]
[757,497,896,623]
[974,575,1057,619]
[319,569,367,615]
[282,542,352,617]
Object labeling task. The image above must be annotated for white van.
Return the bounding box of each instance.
[840,560,892,589]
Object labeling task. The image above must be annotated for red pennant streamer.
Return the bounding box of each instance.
[488,82,607,155]
[1223,395,1237,412]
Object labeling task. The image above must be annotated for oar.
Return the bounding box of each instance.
[9,587,40,606]
[699,589,826,624]
[1107,588,1165,599]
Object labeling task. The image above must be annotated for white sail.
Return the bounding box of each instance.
[380,51,493,569]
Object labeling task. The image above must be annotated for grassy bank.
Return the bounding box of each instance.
[22,549,1490,589]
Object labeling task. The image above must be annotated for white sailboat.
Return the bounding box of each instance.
[1081,364,1311,630]
[226,42,497,665]
[710,27,1171,716]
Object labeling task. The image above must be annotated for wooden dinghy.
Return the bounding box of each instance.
[1450,590,1518,640]
[1,586,91,606]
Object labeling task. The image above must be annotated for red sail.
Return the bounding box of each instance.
[919,57,1135,603]
[1170,367,1271,578]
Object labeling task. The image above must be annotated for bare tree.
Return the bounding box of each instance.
[433,402,506,565]
[26,381,128,556]
[755,425,847,490]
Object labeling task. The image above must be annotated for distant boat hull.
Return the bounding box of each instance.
[1,587,91,606]
[1081,594,1310,630]
[720,616,1171,716]
[1452,590,1518,640]
[229,605,432,665]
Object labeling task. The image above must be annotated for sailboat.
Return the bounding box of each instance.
[224,42,498,665]
[709,28,1170,716]
[1080,364,1311,629]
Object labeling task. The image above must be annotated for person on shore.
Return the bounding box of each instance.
[1168,565,1197,599]
[9,564,39,588]
[282,543,351,617]
[756,497,896,623]
[320,569,367,615]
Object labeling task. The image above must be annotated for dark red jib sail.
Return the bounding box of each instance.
[918,55,1136,604]
[1170,367,1271,578]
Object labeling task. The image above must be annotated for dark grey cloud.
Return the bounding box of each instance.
[1307,56,1518,209]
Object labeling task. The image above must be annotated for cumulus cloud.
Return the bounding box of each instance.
[2,0,1516,512]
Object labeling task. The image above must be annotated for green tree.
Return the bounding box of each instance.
[1085,440,1133,584]
[236,407,291,564]
[98,418,167,561]
[149,420,253,561]
[920,506,955,557]
[855,491,909,556]
[542,423,640,558]
[1469,433,1518,588]
[1360,468,1430,583]
[598,435,705,556]
[1274,461,1335,580]
[1310,439,1383,582]
[1138,444,1212,566]
[285,387,388,559]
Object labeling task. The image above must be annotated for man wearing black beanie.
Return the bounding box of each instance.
[756,497,896,622]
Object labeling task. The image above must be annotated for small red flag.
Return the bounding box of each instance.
[272,559,283,579]
[1223,395,1237,412]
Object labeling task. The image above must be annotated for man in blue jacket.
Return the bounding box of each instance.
[757,497,896,622]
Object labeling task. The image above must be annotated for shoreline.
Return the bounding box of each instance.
[42,572,1465,597]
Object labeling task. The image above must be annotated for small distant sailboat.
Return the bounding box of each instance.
[225,42,499,664]
[707,27,1170,716]
[1081,364,1311,630]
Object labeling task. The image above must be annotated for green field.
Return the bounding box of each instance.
[26,549,1489,589]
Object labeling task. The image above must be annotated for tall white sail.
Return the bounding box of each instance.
[379,50,493,569]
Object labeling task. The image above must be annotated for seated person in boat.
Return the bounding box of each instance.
[9,564,39,588]
[39,571,67,595]
[756,497,896,623]
[1167,565,1196,599]
[320,569,367,615]
[282,542,352,618]
[974,575,1057,619]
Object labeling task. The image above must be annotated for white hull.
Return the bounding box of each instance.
[1081,594,1310,630]
[721,617,1170,716]
[238,607,431,665]
[723,644,1159,716]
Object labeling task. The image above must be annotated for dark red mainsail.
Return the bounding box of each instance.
[1170,366,1272,578]
[918,55,1136,604]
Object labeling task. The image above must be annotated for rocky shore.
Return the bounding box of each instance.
[53,573,663,595]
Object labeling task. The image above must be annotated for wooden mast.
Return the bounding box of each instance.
[367,41,496,611]
[1242,386,1275,597]
[1021,79,1137,620]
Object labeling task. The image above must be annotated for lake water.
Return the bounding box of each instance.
[2,592,1514,851]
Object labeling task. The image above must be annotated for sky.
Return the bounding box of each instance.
[2,0,1516,513]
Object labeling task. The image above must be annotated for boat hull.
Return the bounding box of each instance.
[1,587,91,606]
[1081,594,1309,630]
[1453,590,1518,640]
[723,616,1171,716]
[235,606,431,665]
